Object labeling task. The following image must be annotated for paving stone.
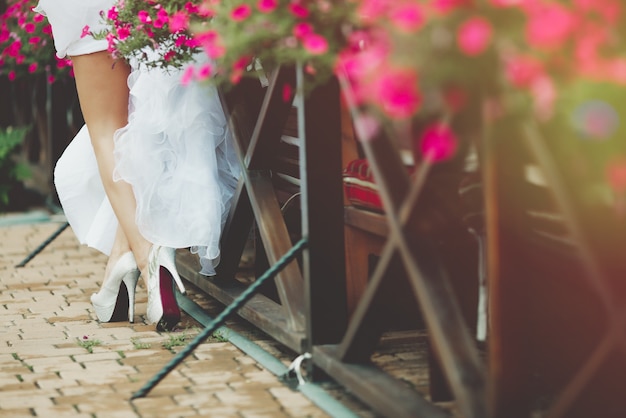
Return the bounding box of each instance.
[0,222,375,418]
[0,409,35,418]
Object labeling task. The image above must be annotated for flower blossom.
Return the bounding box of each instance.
[258,0,278,13]
[289,3,309,19]
[457,16,492,56]
[302,33,328,55]
[525,3,575,50]
[231,5,252,21]
[389,3,424,33]
[372,67,421,119]
[169,11,190,33]
[138,10,152,24]
[418,123,458,163]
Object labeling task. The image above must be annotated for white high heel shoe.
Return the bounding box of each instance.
[91,252,140,323]
[146,246,186,331]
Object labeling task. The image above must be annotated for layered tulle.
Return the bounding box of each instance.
[54,60,240,276]
[112,61,240,275]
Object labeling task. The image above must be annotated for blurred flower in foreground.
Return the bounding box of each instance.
[571,100,620,140]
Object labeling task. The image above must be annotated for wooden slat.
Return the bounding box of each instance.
[314,345,450,418]
[343,206,388,237]
[299,74,348,346]
[246,66,297,170]
[247,171,305,331]
[176,250,305,352]
[216,179,254,280]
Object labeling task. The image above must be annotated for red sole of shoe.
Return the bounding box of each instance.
[156,266,181,331]
[109,282,129,322]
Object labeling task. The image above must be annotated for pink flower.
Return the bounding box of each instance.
[153,9,169,29]
[181,65,195,85]
[231,5,252,21]
[169,11,190,33]
[23,23,35,33]
[490,0,522,6]
[164,50,176,61]
[505,54,544,88]
[358,0,390,22]
[258,0,278,13]
[107,7,119,21]
[175,34,187,47]
[28,62,38,73]
[233,56,250,71]
[457,16,492,56]
[525,3,575,50]
[389,3,424,33]
[418,123,458,163]
[293,22,313,39]
[197,62,213,80]
[574,0,622,24]
[8,71,16,81]
[302,33,328,55]
[138,10,152,24]
[112,26,129,41]
[56,58,71,69]
[184,1,199,14]
[28,36,41,45]
[372,68,421,119]
[195,30,225,58]
[282,83,293,102]
[81,25,90,39]
[432,0,473,14]
[289,3,309,19]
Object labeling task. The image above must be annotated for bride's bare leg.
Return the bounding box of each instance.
[102,225,133,283]
[71,51,151,276]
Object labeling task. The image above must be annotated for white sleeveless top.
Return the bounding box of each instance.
[34,0,114,58]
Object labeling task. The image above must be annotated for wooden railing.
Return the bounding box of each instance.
[176,63,626,417]
[176,65,488,417]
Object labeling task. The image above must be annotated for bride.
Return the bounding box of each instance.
[34,0,240,330]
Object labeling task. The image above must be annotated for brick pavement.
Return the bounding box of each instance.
[0,220,356,418]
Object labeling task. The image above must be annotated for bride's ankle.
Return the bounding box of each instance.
[102,249,133,286]
[132,244,152,280]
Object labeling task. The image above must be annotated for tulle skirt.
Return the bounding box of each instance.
[39,0,240,276]
[55,62,240,276]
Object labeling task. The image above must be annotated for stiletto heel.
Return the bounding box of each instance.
[146,245,186,331]
[91,252,140,323]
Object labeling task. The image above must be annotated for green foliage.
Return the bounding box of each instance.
[0,126,31,211]
[76,336,103,353]
[130,337,152,350]
[161,331,193,351]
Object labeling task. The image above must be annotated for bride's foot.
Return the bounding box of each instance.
[91,252,140,322]
[145,246,186,331]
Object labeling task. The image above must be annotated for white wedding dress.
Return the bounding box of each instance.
[35,0,241,276]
